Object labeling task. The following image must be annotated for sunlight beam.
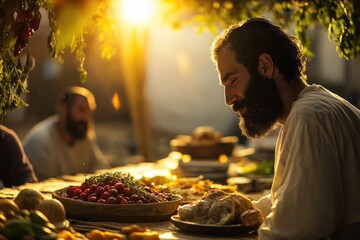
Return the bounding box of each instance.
[118,0,156,25]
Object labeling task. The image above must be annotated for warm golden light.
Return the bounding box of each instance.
[142,169,172,179]
[159,232,176,239]
[168,151,182,160]
[111,92,121,110]
[119,0,156,25]
[182,154,192,163]
[218,154,228,163]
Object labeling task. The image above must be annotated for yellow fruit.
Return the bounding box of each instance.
[37,199,66,224]
[120,224,148,234]
[15,188,44,210]
[129,231,160,240]
[0,199,19,219]
[58,230,76,240]
[87,229,104,240]
[103,231,126,240]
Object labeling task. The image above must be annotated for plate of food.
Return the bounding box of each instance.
[52,172,182,222]
[171,189,263,235]
[171,215,258,235]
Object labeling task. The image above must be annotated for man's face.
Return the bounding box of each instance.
[65,96,93,140]
[216,48,283,139]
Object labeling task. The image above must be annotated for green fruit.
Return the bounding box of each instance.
[38,234,58,240]
[1,220,34,238]
[29,210,49,226]
[29,210,57,232]
[0,212,6,225]
[43,222,57,232]
[30,222,54,235]
[14,209,31,219]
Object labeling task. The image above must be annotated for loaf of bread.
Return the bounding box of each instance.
[207,195,235,225]
[240,209,264,226]
[178,189,263,226]
[191,126,222,144]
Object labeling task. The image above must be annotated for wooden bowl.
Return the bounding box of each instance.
[52,188,183,222]
[170,136,238,159]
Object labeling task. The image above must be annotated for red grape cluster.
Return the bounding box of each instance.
[65,179,169,204]
[13,10,41,56]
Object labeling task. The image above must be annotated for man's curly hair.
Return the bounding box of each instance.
[211,18,307,83]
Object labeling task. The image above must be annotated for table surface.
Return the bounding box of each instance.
[0,161,266,240]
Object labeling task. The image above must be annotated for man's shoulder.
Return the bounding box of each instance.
[0,125,15,140]
[288,84,360,128]
[291,85,345,116]
[0,125,21,149]
[23,116,58,143]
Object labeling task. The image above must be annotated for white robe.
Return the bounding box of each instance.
[23,116,110,180]
[255,85,360,239]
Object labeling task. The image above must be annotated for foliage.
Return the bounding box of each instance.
[161,0,360,59]
[0,0,118,118]
[0,0,359,117]
[0,0,41,117]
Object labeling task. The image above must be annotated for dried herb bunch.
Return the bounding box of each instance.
[0,0,116,118]
[0,0,41,117]
[64,172,180,204]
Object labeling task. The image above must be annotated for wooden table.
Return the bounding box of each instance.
[0,161,265,240]
[68,219,258,240]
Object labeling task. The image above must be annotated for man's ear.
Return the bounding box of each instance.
[258,53,274,78]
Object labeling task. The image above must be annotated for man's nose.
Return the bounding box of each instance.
[225,91,237,106]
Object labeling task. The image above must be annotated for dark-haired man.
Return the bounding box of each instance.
[211,18,360,239]
[0,124,38,188]
[23,86,110,180]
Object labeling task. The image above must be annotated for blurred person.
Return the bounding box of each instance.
[0,124,38,188]
[23,86,110,181]
[211,18,360,239]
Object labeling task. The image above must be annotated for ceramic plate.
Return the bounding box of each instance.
[170,215,258,235]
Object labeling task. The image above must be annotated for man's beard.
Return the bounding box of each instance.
[233,70,283,139]
[66,114,88,142]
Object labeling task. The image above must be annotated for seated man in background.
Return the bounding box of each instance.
[0,124,38,188]
[23,86,111,180]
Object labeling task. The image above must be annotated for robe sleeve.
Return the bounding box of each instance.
[258,112,344,239]
[253,193,272,218]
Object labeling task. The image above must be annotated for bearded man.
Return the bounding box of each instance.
[23,86,110,180]
[211,18,360,239]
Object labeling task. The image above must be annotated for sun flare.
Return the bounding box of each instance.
[118,0,156,25]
